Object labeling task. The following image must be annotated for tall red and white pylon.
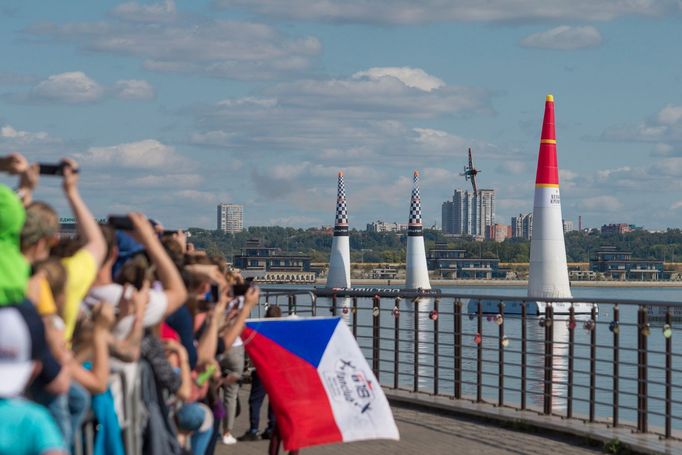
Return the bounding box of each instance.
[528,94,573,311]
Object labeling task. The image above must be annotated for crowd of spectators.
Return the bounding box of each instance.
[0,153,273,455]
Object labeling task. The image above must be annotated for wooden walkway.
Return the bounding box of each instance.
[216,388,604,455]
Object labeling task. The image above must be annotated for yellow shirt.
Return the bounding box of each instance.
[61,249,97,340]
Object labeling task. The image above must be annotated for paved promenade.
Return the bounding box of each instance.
[217,388,602,455]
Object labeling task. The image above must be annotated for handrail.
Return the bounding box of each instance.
[265,286,682,308]
[258,286,682,441]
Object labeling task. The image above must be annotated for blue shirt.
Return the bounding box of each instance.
[0,397,66,454]
[165,305,198,369]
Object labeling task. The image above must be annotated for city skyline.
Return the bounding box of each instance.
[2,1,682,229]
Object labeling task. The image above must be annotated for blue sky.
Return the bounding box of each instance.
[2,0,682,230]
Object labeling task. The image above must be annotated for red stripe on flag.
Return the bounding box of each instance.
[243,327,343,451]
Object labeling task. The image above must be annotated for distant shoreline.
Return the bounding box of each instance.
[314,279,682,288]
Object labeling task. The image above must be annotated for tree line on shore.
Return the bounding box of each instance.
[188,226,682,264]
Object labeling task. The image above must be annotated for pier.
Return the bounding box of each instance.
[250,288,682,454]
[220,387,606,455]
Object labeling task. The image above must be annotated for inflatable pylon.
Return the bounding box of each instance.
[327,171,351,289]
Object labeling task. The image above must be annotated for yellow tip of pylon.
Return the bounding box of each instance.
[546,94,554,102]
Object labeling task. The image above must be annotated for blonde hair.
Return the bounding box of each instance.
[34,258,67,299]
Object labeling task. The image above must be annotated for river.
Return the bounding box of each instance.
[260,285,682,432]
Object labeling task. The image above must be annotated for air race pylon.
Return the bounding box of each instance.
[405,171,431,290]
[326,171,351,289]
[527,95,575,314]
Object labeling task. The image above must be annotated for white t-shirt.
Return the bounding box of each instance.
[85,283,169,339]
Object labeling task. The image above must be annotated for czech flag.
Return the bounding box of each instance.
[242,317,400,451]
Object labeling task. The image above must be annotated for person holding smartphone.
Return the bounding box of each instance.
[218,272,253,446]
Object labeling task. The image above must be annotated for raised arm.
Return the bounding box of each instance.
[221,287,259,348]
[196,290,228,365]
[71,302,115,394]
[0,153,36,206]
[108,285,148,362]
[62,159,106,266]
[129,212,187,316]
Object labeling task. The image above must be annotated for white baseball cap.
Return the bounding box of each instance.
[0,307,34,397]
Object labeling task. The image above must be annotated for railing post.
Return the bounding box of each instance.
[287,294,293,315]
[637,306,648,433]
[477,299,482,403]
[307,294,314,316]
[567,305,575,419]
[521,301,527,410]
[498,301,504,407]
[372,295,380,381]
[589,304,597,422]
[393,297,400,390]
[414,298,420,393]
[352,296,358,338]
[433,298,440,395]
[543,304,553,415]
[331,294,337,316]
[665,307,672,439]
[454,299,462,400]
[612,304,619,427]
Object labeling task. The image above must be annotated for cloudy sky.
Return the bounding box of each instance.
[2,1,682,230]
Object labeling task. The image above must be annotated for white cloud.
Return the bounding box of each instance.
[174,189,219,203]
[657,105,682,125]
[499,161,528,175]
[581,195,624,211]
[114,79,155,100]
[9,72,155,104]
[603,104,682,144]
[652,143,675,156]
[0,124,50,142]
[520,25,602,50]
[189,69,494,161]
[0,124,63,158]
[30,71,103,104]
[559,169,578,181]
[75,139,191,169]
[266,73,490,116]
[352,67,444,92]
[28,11,321,80]
[215,0,672,24]
[596,166,632,180]
[112,0,176,23]
[130,173,203,188]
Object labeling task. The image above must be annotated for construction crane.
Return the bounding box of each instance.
[460,147,481,193]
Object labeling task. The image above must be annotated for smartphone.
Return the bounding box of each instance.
[232,278,254,296]
[161,229,181,237]
[38,162,79,176]
[108,215,134,230]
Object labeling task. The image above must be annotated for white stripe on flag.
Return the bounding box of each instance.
[317,320,400,443]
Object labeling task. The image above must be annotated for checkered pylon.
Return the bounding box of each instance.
[335,171,348,226]
[408,170,422,226]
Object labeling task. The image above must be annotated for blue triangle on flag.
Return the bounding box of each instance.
[246,318,340,368]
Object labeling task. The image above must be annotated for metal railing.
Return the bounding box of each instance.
[260,287,682,440]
